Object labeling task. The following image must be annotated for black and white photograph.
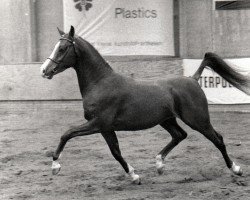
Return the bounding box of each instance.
[0,0,249,199]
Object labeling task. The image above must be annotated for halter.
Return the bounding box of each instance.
[47,37,77,73]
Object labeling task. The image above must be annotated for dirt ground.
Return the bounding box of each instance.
[0,101,249,200]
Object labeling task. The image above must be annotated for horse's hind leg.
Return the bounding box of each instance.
[173,84,242,176]
[101,131,141,184]
[196,124,243,176]
[156,118,187,174]
[181,107,243,176]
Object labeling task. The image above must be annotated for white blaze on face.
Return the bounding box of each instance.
[40,41,60,76]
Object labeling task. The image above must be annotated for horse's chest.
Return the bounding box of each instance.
[83,102,99,120]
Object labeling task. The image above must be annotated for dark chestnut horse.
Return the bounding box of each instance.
[41,26,249,184]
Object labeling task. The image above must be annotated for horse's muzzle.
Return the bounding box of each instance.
[40,60,56,79]
[40,67,53,79]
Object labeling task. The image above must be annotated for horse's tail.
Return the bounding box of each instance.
[192,52,250,95]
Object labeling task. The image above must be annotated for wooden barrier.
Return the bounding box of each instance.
[0,58,182,100]
[179,0,250,58]
[0,64,80,100]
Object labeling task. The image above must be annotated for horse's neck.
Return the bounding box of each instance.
[74,39,113,96]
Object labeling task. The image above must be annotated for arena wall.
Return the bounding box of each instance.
[0,0,63,64]
[179,0,250,58]
[0,58,182,100]
[1,0,250,64]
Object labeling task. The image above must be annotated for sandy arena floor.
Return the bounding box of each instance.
[0,101,249,200]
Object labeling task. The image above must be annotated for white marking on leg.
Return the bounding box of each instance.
[127,164,140,184]
[52,160,61,169]
[51,153,62,175]
[156,154,165,175]
[51,160,61,175]
[230,162,243,176]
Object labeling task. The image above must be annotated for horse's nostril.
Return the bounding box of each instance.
[42,69,45,74]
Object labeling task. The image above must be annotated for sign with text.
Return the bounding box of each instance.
[183,58,250,104]
[63,0,174,56]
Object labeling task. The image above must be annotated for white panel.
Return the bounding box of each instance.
[183,58,250,104]
[63,0,174,56]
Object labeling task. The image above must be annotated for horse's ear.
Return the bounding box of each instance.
[57,27,65,36]
[69,25,75,38]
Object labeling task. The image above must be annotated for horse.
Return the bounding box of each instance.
[40,26,249,184]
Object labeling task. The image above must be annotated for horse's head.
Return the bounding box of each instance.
[40,26,77,79]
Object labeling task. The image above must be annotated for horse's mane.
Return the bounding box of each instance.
[74,36,112,71]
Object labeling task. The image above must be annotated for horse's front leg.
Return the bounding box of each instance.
[101,131,141,184]
[52,120,99,175]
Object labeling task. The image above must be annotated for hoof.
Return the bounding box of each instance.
[52,161,61,175]
[156,155,165,175]
[236,168,243,176]
[127,164,141,185]
[52,166,61,175]
[132,175,141,185]
[231,162,243,176]
[232,168,243,176]
[156,164,165,175]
